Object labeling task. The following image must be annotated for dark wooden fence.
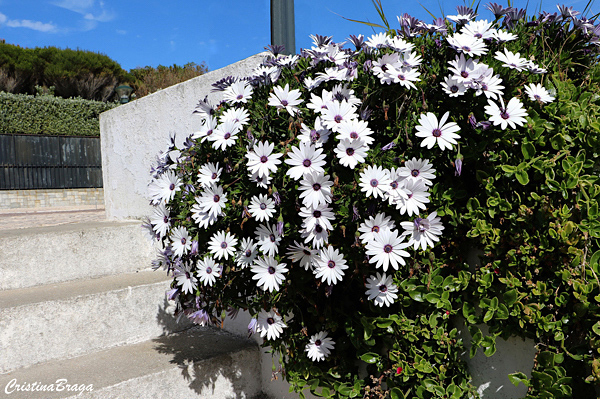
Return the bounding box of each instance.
[0,134,103,190]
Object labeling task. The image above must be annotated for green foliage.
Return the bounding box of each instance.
[0,91,117,136]
[128,62,208,98]
[150,4,600,398]
[0,42,127,101]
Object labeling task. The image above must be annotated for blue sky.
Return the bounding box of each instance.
[0,0,597,73]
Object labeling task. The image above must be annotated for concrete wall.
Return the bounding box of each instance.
[0,188,104,209]
[100,52,268,221]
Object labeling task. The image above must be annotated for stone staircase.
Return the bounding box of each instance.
[0,220,263,399]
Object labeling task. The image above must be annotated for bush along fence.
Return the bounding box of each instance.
[0,134,102,190]
[0,91,117,136]
[145,3,600,398]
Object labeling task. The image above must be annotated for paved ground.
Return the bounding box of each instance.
[0,205,107,231]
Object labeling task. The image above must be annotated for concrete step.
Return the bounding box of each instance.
[0,269,191,373]
[0,326,263,399]
[0,220,155,291]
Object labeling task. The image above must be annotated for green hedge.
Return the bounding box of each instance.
[0,91,117,136]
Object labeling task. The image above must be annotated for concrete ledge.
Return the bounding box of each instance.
[0,220,154,290]
[0,326,262,399]
[0,188,104,210]
[0,270,188,373]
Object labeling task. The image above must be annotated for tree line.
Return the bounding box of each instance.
[0,41,208,102]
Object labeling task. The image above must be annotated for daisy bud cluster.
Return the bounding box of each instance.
[144,3,600,397]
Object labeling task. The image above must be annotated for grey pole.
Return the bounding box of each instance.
[270,0,296,55]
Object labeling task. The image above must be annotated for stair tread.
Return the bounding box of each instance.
[0,326,259,399]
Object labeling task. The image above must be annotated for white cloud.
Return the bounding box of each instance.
[52,0,115,25]
[0,12,58,33]
[51,0,95,14]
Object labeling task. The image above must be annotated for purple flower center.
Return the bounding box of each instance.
[169,183,176,191]
[327,260,336,268]
[303,249,311,255]
[211,172,218,179]
[346,148,355,156]
[224,133,231,139]
[206,267,213,274]
[206,129,213,136]
[181,238,186,245]
[236,94,243,100]
[461,46,471,52]
[379,284,388,292]
[397,74,406,81]
[163,216,169,223]
[269,234,276,242]
[350,132,359,139]
[384,244,393,253]
[260,203,267,210]
[475,33,483,38]
[268,266,276,274]
[267,317,275,325]
[411,169,420,177]
[281,100,289,106]
[315,225,323,233]
[313,210,322,218]
[303,159,312,167]
[220,241,227,249]
[534,94,541,101]
[500,110,510,120]
[313,183,321,191]
[315,339,322,346]
[370,179,378,187]
[245,250,252,257]
[260,155,268,163]
[432,128,442,137]
[213,195,220,203]
[451,85,459,93]
[372,226,380,233]
[461,71,469,78]
[334,115,343,123]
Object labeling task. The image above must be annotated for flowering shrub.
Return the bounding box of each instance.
[146,3,600,398]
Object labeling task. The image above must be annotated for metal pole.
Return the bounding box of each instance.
[270,0,296,55]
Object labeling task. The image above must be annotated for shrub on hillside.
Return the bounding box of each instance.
[128,62,209,98]
[146,3,600,398]
[0,91,117,136]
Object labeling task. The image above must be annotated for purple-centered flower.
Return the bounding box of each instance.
[188,309,210,325]
[265,44,286,57]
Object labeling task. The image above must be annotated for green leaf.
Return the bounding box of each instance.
[390,387,404,399]
[592,322,600,336]
[515,170,529,185]
[508,372,530,387]
[504,289,518,306]
[501,165,517,173]
[360,352,380,364]
[521,142,536,159]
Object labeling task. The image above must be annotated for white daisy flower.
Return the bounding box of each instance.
[251,255,288,292]
[382,167,409,206]
[221,107,250,127]
[149,202,171,238]
[365,272,398,307]
[331,83,361,107]
[447,32,488,56]
[305,331,335,362]
[441,75,467,97]
[492,29,518,42]
[255,223,282,256]
[284,143,327,180]
[334,138,367,169]
[306,90,333,114]
[365,32,390,48]
[256,310,287,340]
[358,213,396,244]
[461,19,496,40]
[398,158,436,186]
[248,194,276,222]
[388,66,421,89]
[286,241,318,270]
[267,83,303,116]
[299,117,331,148]
[336,119,374,146]
[524,83,555,103]
[365,229,411,271]
[320,100,358,133]
[211,120,240,151]
[236,237,258,268]
[148,170,182,205]
[314,246,348,285]
[170,226,191,258]
[223,81,253,104]
[448,53,480,84]
[301,222,330,249]
[359,165,392,199]
[245,141,283,179]
[373,53,402,81]
[191,115,218,141]
[196,184,227,219]
[388,36,414,53]
[248,170,272,188]
[298,172,333,208]
[191,203,218,229]
[493,48,528,71]
[484,97,528,130]
[173,263,197,295]
[299,204,335,232]
[526,60,547,74]
[470,67,504,100]
[393,179,430,216]
[400,211,445,251]
[197,162,222,187]
[208,230,238,260]
[414,112,461,151]
[196,256,221,286]
[399,51,422,69]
